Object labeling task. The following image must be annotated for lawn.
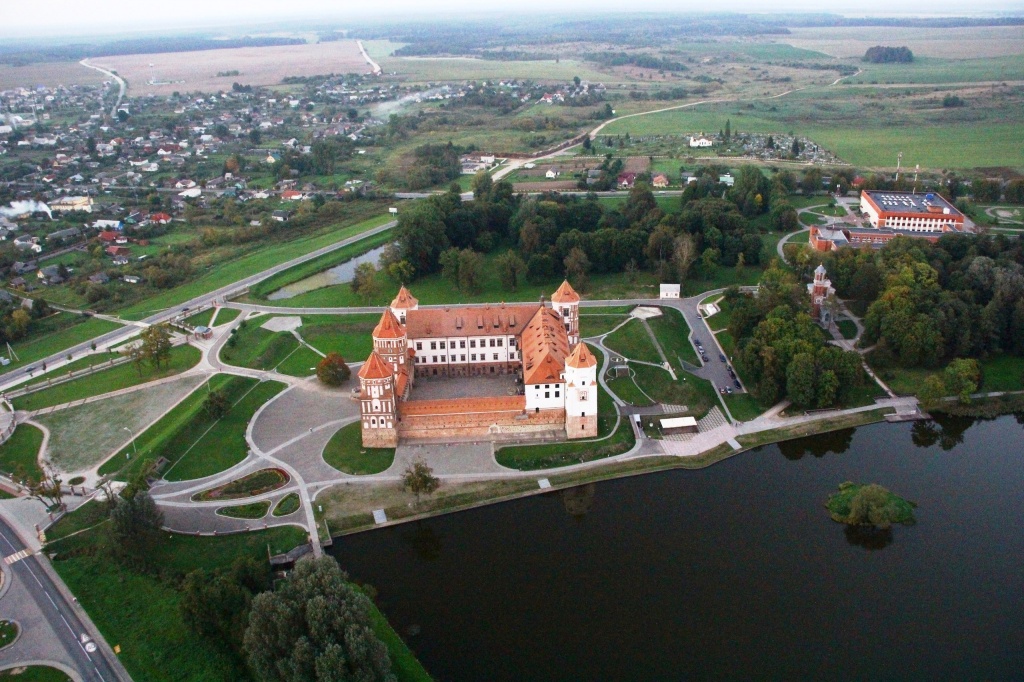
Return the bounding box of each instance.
[724,393,763,422]
[212,307,241,326]
[322,422,395,475]
[716,330,737,360]
[877,353,1024,396]
[272,493,301,517]
[221,323,303,373]
[704,298,731,332]
[648,307,698,369]
[300,314,380,360]
[16,352,120,389]
[0,667,69,682]
[604,319,663,365]
[13,344,201,412]
[632,363,718,416]
[579,310,631,338]
[117,212,394,320]
[222,314,377,376]
[184,308,215,327]
[96,375,282,481]
[0,423,43,479]
[217,501,271,519]
[605,372,655,407]
[161,379,286,482]
[681,264,764,297]
[1,314,122,375]
[799,212,825,226]
[49,524,308,682]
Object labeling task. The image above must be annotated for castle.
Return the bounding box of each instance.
[357,281,599,447]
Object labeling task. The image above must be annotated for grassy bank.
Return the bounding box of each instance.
[0,423,44,479]
[0,314,122,376]
[13,344,201,412]
[323,422,395,475]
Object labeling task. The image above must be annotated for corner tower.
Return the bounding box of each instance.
[551,280,581,347]
[564,341,598,438]
[390,286,419,324]
[808,264,835,324]
[373,307,408,374]
[358,352,398,448]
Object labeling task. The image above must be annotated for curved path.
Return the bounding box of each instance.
[79,59,126,118]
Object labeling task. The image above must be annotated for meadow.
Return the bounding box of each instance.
[783,25,1024,59]
[0,61,105,89]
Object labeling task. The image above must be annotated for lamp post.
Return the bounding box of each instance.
[122,426,137,459]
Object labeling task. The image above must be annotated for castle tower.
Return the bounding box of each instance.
[564,342,598,438]
[389,286,419,324]
[551,280,581,347]
[372,308,408,375]
[358,352,398,448]
[808,264,835,323]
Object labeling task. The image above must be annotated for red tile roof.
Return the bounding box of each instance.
[358,352,393,380]
[405,303,540,339]
[390,286,418,309]
[521,307,570,385]
[565,342,597,369]
[373,308,405,339]
[551,279,580,303]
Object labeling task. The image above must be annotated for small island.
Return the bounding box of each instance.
[826,482,917,529]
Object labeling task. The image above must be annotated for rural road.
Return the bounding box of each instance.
[79,59,126,118]
[0,219,397,392]
[0,513,127,681]
[357,41,382,76]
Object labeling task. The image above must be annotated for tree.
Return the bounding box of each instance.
[182,557,268,652]
[396,201,449,277]
[471,170,493,201]
[724,118,731,142]
[107,492,164,570]
[351,262,382,303]
[204,390,231,420]
[943,358,980,404]
[786,352,818,408]
[403,459,439,503]
[919,374,947,405]
[563,247,591,293]
[23,460,65,512]
[457,248,485,293]
[672,233,698,282]
[244,556,394,682]
[316,352,351,386]
[140,324,172,370]
[249,129,261,145]
[495,250,527,292]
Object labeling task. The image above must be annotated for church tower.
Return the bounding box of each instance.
[551,280,581,347]
[808,264,836,324]
[564,342,598,438]
[358,352,399,448]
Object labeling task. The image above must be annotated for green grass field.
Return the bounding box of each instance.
[837,319,858,340]
[217,501,271,519]
[724,393,763,422]
[604,319,663,365]
[0,423,44,479]
[648,307,698,369]
[272,492,301,517]
[162,379,286,481]
[213,308,241,326]
[0,666,70,681]
[184,308,215,327]
[50,524,307,682]
[1,314,122,375]
[605,372,655,406]
[221,315,377,375]
[380,55,621,84]
[13,344,201,412]
[578,311,630,338]
[880,353,1024,396]
[632,362,718,416]
[117,212,393,320]
[322,422,395,475]
[601,101,1024,169]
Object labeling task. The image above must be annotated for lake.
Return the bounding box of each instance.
[331,415,1024,681]
[267,245,389,300]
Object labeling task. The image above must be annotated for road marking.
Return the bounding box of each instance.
[3,548,31,565]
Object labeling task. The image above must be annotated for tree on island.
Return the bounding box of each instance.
[316,352,351,386]
[244,556,395,682]
[863,46,914,63]
[826,482,916,530]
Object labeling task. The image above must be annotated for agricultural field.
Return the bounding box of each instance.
[90,41,373,96]
[0,61,105,89]
[378,56,623,85]
[783,25,1024,59]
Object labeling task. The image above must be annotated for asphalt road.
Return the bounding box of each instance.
[0,514,124,681]
[0,219,397,392]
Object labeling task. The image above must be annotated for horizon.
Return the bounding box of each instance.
[2,2,1024,40]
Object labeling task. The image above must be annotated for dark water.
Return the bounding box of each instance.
[331,415,1024,681]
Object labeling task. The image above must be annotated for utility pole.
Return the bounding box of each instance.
[895,151,903,182]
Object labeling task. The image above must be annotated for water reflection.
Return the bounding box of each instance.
[561,484,596,520]
[843,524,894,551]
[779,428,854,460]
[267,244,389,299]
[399,522,443,562]
[910,415,975,451]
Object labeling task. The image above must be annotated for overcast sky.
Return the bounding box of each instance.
[1,0,1023,39]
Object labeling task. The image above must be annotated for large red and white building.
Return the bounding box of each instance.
[358,281,599,447]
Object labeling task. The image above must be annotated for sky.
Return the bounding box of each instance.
[1,0,1023,38]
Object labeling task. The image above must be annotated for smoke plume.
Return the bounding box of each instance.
[0,200,53,220]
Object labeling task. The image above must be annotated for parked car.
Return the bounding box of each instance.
[726,387,733,394]
[719,353,726,362]
[734,380,741,389]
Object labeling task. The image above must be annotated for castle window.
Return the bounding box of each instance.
[440,341,446,349]
[580,391,588,401]
[472,354,477,361]
[432,356,437,363]
[497,339,503,347]
[441,355,446,362]
[371,417,377,427]
[545,392,549,398]
[555,390,560,397]
[493,354,498,361]
[470,340,476,348]
[489,339,495,347]
[416,342,422,350]
[460,340,466,348]
[430,342,437,350]
[461,354,466,361]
